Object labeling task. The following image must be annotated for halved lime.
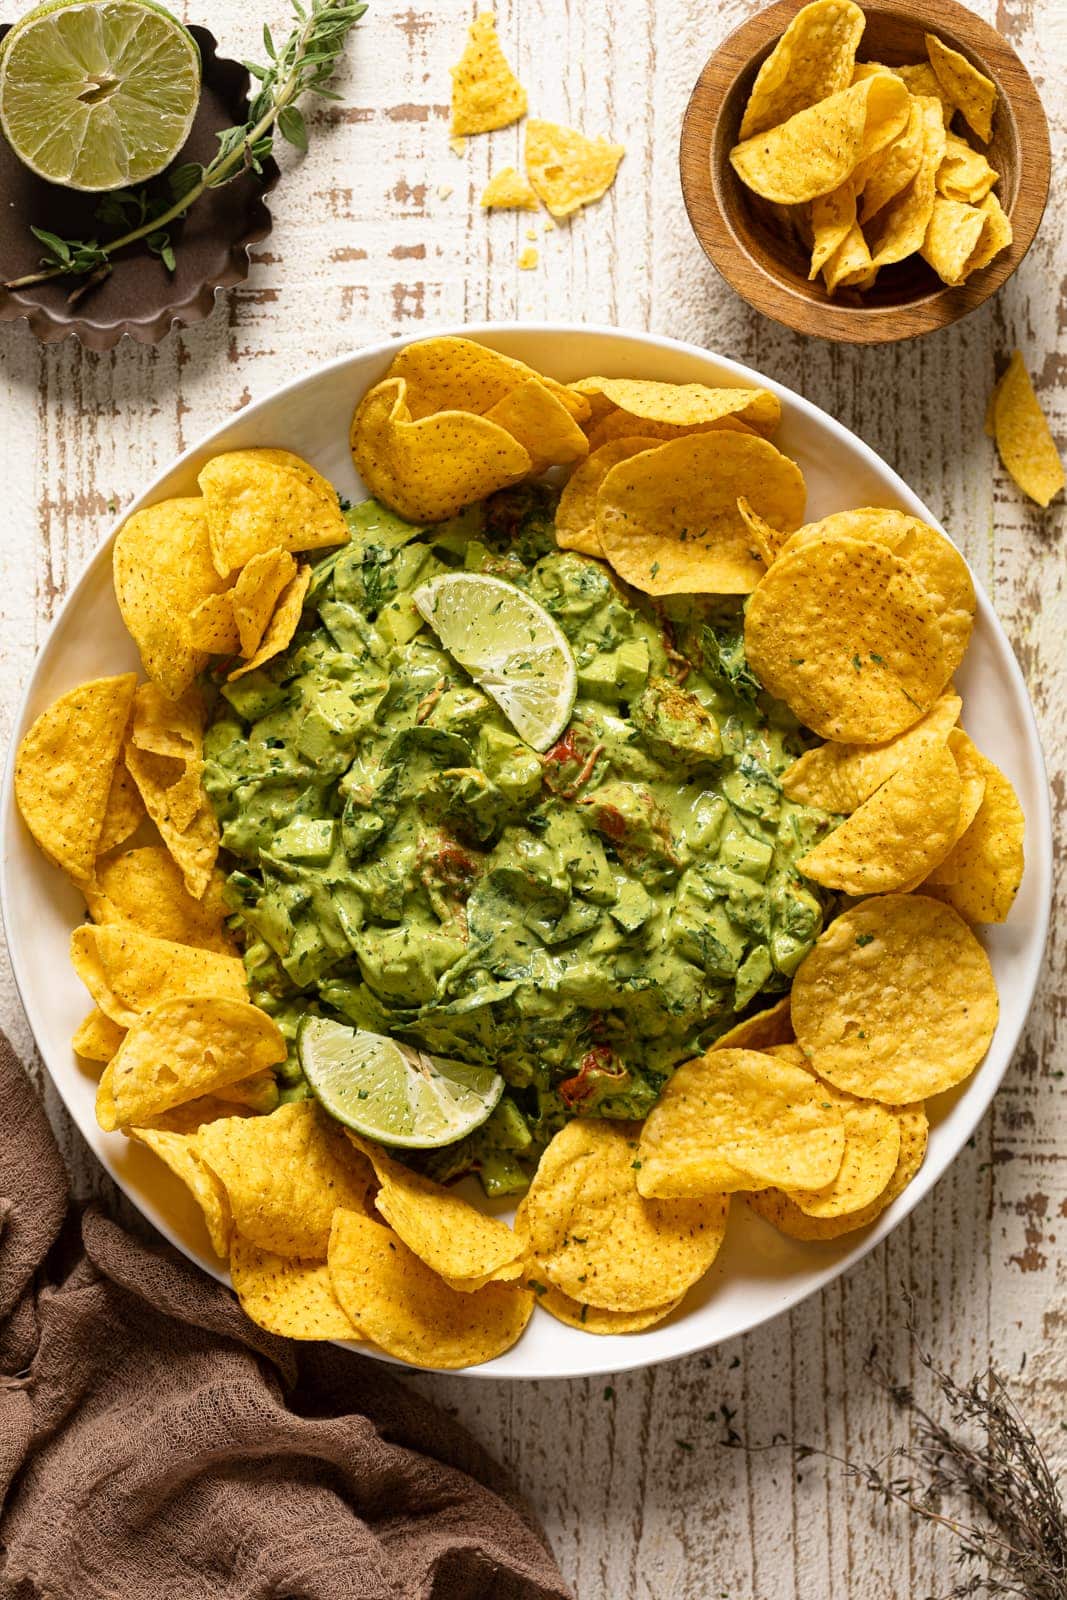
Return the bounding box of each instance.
[412,572,577,752]
[299,1015,505,1149]
[0,0,201,191]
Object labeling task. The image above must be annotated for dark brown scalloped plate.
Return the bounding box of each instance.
[0,24,278,349]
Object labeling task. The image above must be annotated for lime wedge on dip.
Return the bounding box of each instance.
[412,571,577,752]
[299,1015,505,1149]
[0,0,201,191]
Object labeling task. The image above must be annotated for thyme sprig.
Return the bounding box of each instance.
[4,0,367,298]
[723,1300,1066,1600]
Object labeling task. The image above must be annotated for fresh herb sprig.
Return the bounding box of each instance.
[4,0,367,298]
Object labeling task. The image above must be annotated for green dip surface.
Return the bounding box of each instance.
[203,486,836,1194]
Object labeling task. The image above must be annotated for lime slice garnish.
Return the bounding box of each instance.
[412,572,577,752]
[299,1015,505,1149]
[0,0,201,191]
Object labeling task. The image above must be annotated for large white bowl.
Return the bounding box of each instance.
[1,325,1052,1380]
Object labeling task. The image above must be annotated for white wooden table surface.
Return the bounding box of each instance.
[2,2,1064,1594]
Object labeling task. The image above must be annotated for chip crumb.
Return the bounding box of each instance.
[449,135,466,156]
[543,218,556,231]
[518,245,538,270]
[525,227,537,241]
[437,184,453,200]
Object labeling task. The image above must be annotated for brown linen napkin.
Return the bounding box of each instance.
[0,1032,572,1600]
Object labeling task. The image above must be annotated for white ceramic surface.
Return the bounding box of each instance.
[0,324,1052,1380]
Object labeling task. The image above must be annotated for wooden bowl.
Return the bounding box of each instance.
[679,0,1051,343]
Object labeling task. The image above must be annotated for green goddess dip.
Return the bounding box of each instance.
[203,487,836,1195]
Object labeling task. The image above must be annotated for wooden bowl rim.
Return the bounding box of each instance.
[679,0,1051,345]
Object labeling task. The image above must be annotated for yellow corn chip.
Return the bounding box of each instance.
[517,245,538,270]
[895,61,952,117]
[187,591,240,655]
[350,377,532,523]
[199,448,348,578]
[744,537,947,743]
[937,131,998,204]
[537,1284,682,1334]
[925,742,1025,922]
[97,759,146,856]
[196,1100,374,1259]
[228,566,311,681]
[128,1125,233,1256]
[730,74,910,206]
[992,349,1065,508]
[858,97,925,222]
[450,12,527,137]
[556,438,663,556]
[809,179,857,278]
[481,167,539,210]
[866,97,946,270]
[232,548,298,658]
[782,689,962,812]
[572,378,781,435]
[784,1095,901,1218]
[72,1006,126,1063]
[125,684,219,898]
[921,196,988,285]
[739,0,866,140]
[329,1209,534,1369]
[961,190,1012,277]
[113,498,228,698]
[15,674,137,883]
[229,1235,360,1339]
[353,1137,524,1290]
[823,221,874,293]
[636,1048,845,1199]
[97,997,285,1131]
[521,1120,729,1311]
[798,740,961,895]
[596,431,806,596]
[85,846,234,953]
[71,923,246,1027]
[925,32,997,142]
[125,745,220,900]
[791,894,998,1101]
[483,379,589,470]
[713,995,794,1052]
[748,1103,928,1239]
[585,411,758,451]
[384,337,588,423]
[525,118,625,218]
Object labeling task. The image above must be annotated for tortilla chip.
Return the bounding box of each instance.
[125,684,219,898]
[187,591,240,655]
[823,221,875,293]
[596,431,806,596]
[924,742,1025,922]
[450,12,527,137]
[790,894,998,1101]
[744,537,947,743]
[858,96,925,222]
[15,674,138,883]
[936,131,998,204]
[866,98,946,270]
[797,741,962,894]
[199,448,348,578]
[483,380,590,470]
[216,1072,280,1114]
[480,167,539,209]
[524,118,625,218]
[895,61,952,116]
[85,846,235,953]
[714,995,795,1052]
[229,1235,360,1339]
[228,566,311,681]
[925,32,996,142]
[113,498,228,698]
[961,190,1012,277]
[992,350,1065,508]
[71,924,246,1027]
[350,377,532,523]
[72,1006,126,1063]
[329,1209,534,1368]
[537,1284,682,1333]
[921,196,988,285]
[97,759,146,856]
[555,437,662,556]
[521,1120,729,1311]
[781,689,962,811]
[384,337,588,423]
[128,1125,233,1256]
[784,1095,901,1218]
[636,1048,845,1199]
[739,0,865,140]
[730,74,910,206]
[572,378,781,435]
[809,179,857,278]
[97,997,284,1131]
[517,245,538,270]
[585,411,758,451]
[747,1103,928,1239]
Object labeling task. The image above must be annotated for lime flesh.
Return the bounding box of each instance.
[412,571,577,753]
[299,1015,505,1149]
[0,0,201,191]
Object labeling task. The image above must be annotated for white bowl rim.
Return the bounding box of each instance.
[1,320,1053,1381]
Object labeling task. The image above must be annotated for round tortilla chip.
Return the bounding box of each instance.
[713,995,794,1052]
[536,1283,683,1334]
[924,743,1025,923]
[329,1209,534,1369]
[229,1235,360,1340]
[781,690,961,812]
[128,1125,233,1257]
[784,1095,901,1217]
[483,379,590,471]
[523,1120,728,1312]
[384,336,588,423]
[72,1006,126,1064]
[572,377,780,435]
[199,448,348,578]
[71,924,246,1029]
[596,431,806,597]
[584,410,758,451]
[796,740,962,895]
[747,1103,928,1239]
[744,537,947,743]
[233,547,298,659]
[555,437,664,556]
[791,895,998,1101]
[636,1048,845,1199]
[113,498,227,698]
[350,377,532,523]
[85,846,235,953]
